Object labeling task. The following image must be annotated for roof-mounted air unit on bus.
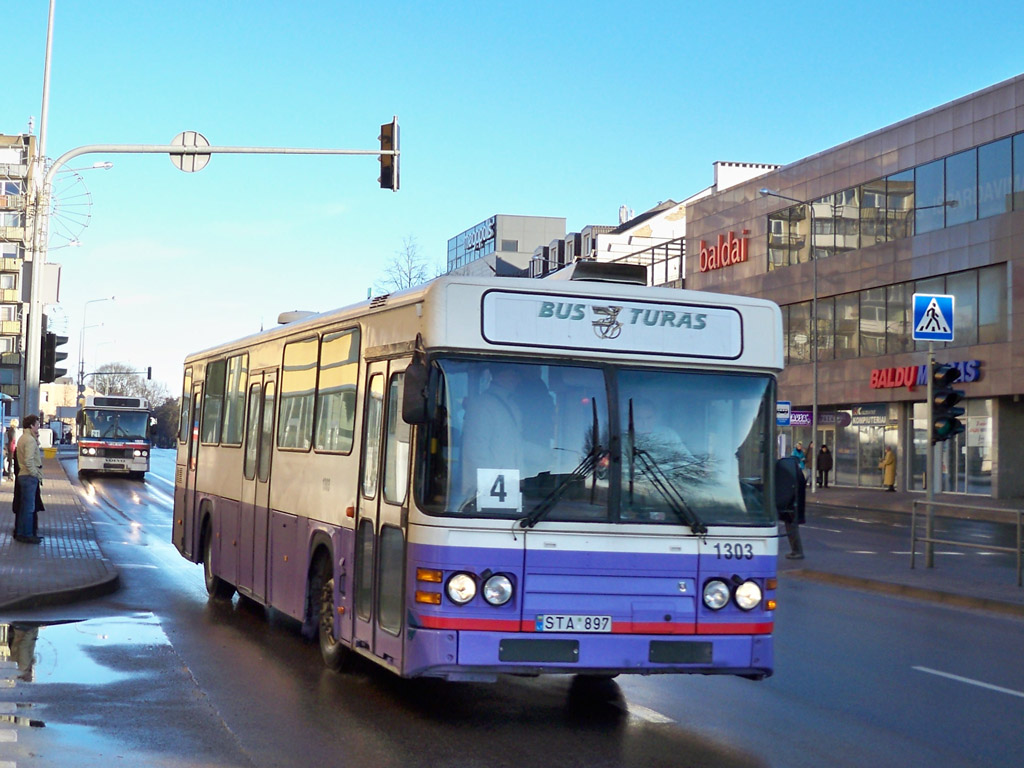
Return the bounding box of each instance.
[278,311,316,325]
[544,260,648,285]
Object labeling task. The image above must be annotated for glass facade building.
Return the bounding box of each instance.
[685,74,1024,499]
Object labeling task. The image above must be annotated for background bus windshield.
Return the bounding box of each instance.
[80,410,149,441]
[418,359,774,526]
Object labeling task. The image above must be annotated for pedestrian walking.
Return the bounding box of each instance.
[791,441,806,471]
[776,456,806,559]
[817,444,833,488]
[878,446,896,492]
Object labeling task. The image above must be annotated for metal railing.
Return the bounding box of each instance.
[910,499,1023,586]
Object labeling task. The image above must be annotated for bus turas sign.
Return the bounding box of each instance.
[481,290,743,359]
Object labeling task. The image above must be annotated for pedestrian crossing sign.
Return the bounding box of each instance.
[912,294,955,342]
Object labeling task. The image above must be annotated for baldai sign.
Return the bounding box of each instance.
[699,230,750,273]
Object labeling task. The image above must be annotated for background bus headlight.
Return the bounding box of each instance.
[482,574,513,606]
[703,579,730,611]
[446,573,476,605]
[734,580,763,611]
[134,449,143,457]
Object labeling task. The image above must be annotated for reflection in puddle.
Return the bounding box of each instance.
[1,613,170,687]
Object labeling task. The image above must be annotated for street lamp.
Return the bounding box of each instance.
[78,296,114,404]
[760,188,820,494]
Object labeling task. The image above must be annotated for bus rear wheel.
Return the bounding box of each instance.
[312,557,350,671]
[202,525,235,600]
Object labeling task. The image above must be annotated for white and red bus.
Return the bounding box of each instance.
[77,395,153,479]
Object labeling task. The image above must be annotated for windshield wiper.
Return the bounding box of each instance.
[627,399,707,535]
[518,445,606,529]
[519,396,604,529]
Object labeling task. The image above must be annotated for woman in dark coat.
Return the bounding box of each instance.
[817,444,833,488]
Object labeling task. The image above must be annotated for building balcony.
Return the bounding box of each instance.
[1,321,21,335]
[1,258,22,271]
[0,194,26,211]
[0,352,21,366]
[0,226,26,241]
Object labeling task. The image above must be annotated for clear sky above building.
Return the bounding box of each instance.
[5,0,1022,394]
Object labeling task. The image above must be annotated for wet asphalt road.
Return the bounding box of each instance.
[1,449,1022,767]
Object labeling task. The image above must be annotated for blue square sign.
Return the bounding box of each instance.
[912,294,955,342]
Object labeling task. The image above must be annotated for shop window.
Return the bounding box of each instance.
[886,170,915,239]
[945,149,978,227]
[915,160,945,234]
[885,283,913,354]
[814,297,834,361]
[809,194,836,259]
[978,137,1012,219]
[946,270,978,346]
[1014,134,1024,211]
[978,264,1007,344]
[787,302,810,364]
[767,213,791,270]
[834,188,860,254]
[834,294,859,360]
[860,288,887,356]
[859,180,887,248]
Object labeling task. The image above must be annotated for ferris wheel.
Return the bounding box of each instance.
[44,162,97,249]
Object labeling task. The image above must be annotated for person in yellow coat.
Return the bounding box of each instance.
[878,446,896,492]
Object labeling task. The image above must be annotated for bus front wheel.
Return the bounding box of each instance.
[202,524,235,601]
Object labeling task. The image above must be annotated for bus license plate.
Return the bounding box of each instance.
[536,615,612,633]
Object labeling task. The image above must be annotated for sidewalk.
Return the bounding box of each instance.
[785,484,1024,616]
[0,452,119,612]
[0,458,1021,616]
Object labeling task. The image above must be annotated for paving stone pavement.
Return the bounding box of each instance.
[0,454,119,612]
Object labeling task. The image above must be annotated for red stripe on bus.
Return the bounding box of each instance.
[696,622,773,635]
[415,615,523,632]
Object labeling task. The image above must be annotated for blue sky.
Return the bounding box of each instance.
[5,0,1022,395]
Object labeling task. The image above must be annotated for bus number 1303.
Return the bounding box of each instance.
[713,542,755,560]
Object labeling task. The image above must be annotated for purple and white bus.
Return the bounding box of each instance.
[173,264,783,682]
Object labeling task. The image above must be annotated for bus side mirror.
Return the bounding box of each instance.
[403,359,430,425]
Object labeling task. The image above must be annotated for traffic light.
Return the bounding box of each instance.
[40,331,69,384]
[378,117,399,191]
[931,362,965,443]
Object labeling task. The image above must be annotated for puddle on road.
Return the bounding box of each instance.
[1,613,170,687]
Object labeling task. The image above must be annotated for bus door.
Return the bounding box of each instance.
[353,361,410,666]
[177,384,203,559]
[239,370,277,601]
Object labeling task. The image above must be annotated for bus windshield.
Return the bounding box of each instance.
[417,358,775,526]
[80,409,150,441]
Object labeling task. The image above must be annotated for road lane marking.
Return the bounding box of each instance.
[913,666,1024,699]
[627,703,675,724]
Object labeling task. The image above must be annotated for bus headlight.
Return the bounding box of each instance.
[133,450,143,457]
[734,580,763,611]
[446,573,477,605]
[703,579,731,611]
[85,447,97,456]
[482,574,513,606]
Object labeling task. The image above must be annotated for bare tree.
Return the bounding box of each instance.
[375,236,436,293]
[87,362,169,403]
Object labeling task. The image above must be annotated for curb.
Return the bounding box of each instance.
[0,571,121,612]
[782,568,1024,618]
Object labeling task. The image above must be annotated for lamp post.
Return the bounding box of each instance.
[760,188,820,494]
[78,296,114,405]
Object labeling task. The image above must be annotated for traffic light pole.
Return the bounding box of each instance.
[926,342,936,567]
[25,136,399,418]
